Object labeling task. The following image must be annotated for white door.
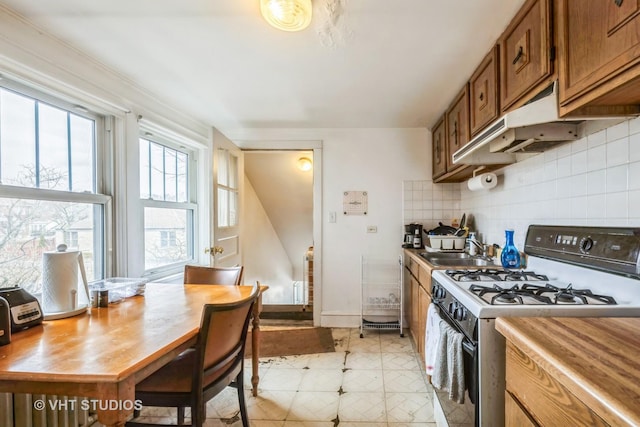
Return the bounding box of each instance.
[209,128,243,267]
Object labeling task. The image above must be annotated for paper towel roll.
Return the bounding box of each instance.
[467,173,498,191]
[42,249,81,314]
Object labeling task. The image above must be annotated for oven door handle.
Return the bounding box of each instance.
[462,339,475,355]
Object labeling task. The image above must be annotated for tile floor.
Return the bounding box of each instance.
[134,328,439,426]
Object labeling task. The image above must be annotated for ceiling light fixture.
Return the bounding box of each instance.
[297,157,313,171]
[261,0,312,32]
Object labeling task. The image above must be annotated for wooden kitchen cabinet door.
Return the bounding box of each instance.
[417,283,430,366]
[445,85,470,171]
[499,0,553,112]
[470,46,500,136]
[557,0,640,116]
[431,116,447,179]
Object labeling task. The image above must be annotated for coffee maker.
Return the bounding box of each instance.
[403,223,423,248]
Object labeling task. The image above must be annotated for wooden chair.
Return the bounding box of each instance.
[183,265,244,286]
[126,283,260,427]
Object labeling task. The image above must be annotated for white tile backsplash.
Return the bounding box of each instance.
[402,180,462,231]
[402,117,640,249]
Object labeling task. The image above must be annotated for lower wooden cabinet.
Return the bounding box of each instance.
[505,391,538,427]
[405,252,432,367]
[505,341,609,426]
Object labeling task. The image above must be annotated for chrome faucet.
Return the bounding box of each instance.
[467,236,490,259]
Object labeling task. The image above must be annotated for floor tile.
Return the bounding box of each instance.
[135,327,437,426]
[305,351,347,369]
[286,391,340,421]
[379,334,415,353]
[298,368,344,392]
[342,369,384,392]
[247,390,296,420]
[283,422,334,427]
[348,335,382,352]
[345,351,383,370]
[259,368,305,391]
[383,369,430,393]
[337,391,387,422]
[382,352,422,370]
[262,354,312,369]
[385,392,435,423]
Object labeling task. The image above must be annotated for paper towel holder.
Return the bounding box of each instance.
[467,168,499,192]
[41,244,91,320]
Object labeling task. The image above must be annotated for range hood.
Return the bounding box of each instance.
[453,81,583,165]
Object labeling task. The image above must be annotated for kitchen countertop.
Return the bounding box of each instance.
[496,317,640,426]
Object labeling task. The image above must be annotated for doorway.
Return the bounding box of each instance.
[242,150,314,321]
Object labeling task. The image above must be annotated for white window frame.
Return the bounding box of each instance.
[217,148,239,228]
[0,78,112,283]
[138,129,198,276]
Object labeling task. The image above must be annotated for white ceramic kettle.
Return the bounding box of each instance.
[41,244,90,317]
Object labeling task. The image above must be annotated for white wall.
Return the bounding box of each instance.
[243,179,296,304]
[460,116,640,251]
[231,128,431,326]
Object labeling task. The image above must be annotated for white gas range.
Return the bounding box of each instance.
[428,225,640,427]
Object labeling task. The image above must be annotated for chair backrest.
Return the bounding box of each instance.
[194,283,260,386]
[183,265,244,286]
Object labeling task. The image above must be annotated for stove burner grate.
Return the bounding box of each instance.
[470,284,553,305]
[521,283,617,305]
[469,283,618,305]
[446,269,549,282]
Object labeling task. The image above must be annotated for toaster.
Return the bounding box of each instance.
[0,287,43,332]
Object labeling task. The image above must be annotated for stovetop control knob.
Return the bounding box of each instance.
[448,302,455,315]
[580,237,594,253]
[454,305,466,321]
[433,285,446,300]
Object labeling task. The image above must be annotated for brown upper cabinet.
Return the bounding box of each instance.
[431,116,447,179]
[446,86,471,166]
[432,86,475,182]
[557,0,640,116]
[499,0,554,112]
[470,46,500,136]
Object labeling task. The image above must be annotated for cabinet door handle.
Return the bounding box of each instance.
[479,92,484,102]
[614,0,623,6]
[453,121,458,146]
[512,46,523,65]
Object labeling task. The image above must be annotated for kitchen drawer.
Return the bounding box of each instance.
[505,341,608,426]
[418,265,431,296]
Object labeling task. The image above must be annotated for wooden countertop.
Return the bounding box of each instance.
[496,317,640,426]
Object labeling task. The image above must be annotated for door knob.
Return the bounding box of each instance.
[205,246,224,255]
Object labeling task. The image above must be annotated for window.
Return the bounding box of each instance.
[217,148,238,227]
[0,81,109,293]
[139,137,195,272]
[64,231,79,248]
[160,230,177,247]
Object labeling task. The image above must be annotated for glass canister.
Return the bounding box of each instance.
[501,229,521,269]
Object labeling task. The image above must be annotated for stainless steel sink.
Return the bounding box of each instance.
[424,257,493,267]
[419,252,471,260]
[418,252,493,267]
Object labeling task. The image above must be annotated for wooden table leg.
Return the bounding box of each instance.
[251,297,262,396]
[94,379,135,427]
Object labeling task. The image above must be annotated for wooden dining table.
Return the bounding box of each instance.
[0,283,267,427]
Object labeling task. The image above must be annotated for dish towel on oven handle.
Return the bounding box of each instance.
[424,303,442,376]
[431,319,466,403]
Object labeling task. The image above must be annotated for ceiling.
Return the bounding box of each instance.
[0,0,526,135]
